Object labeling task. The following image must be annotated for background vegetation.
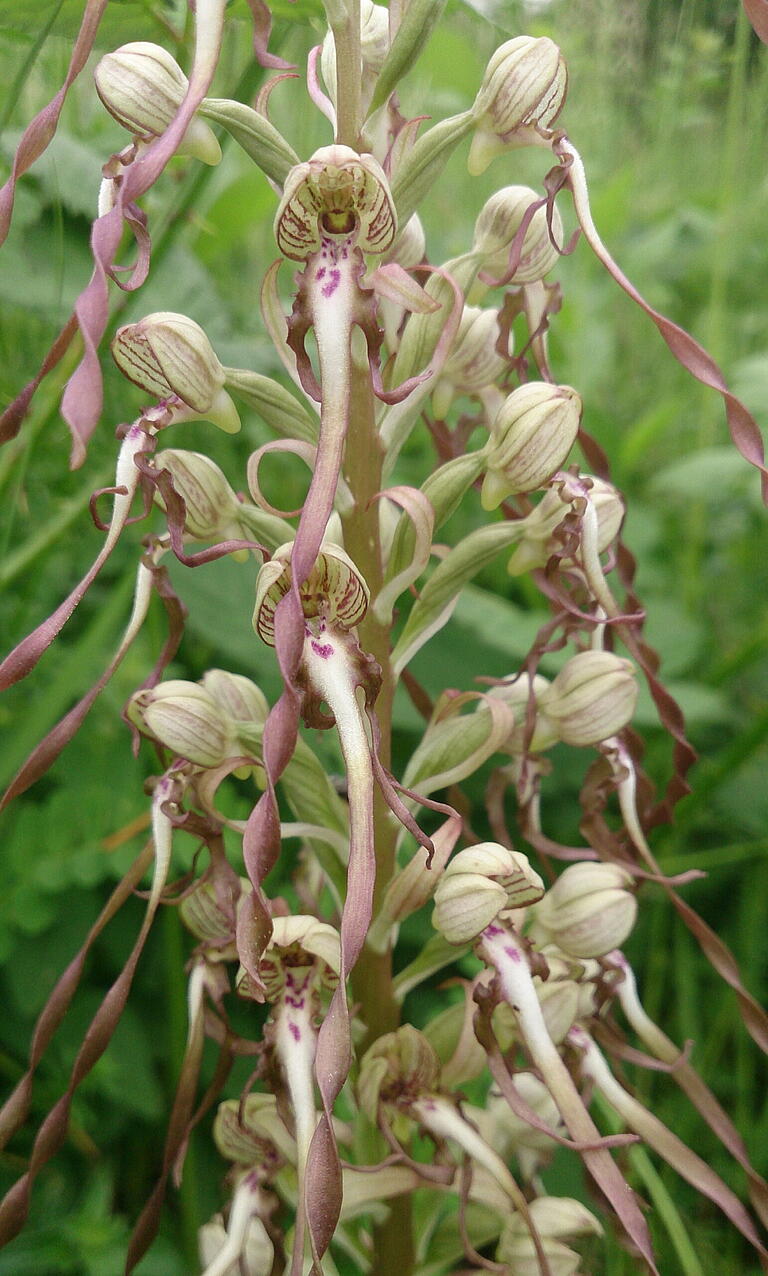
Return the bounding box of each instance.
[0,0,766,1270]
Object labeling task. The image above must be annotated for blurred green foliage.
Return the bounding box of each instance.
[0,0,767,1271]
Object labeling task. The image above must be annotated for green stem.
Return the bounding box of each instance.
[329,0,362,146]
[341,355,413,1276]
[162,907,200,1270]
[342,362,399,1033]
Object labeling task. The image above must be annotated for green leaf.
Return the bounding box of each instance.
[394,931,468,1000]
[368,0,447,114]
[391,521,525,673]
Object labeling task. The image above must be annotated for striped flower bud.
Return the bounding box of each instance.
[94,42,220,163]
[358,1025,441,1123]
[275,145,396,260]
[433,843,545,945]
[253,542,369,646]
[126,680,233,768]
[481,382,582,507]
[153,449,242,540]
[112,313,240,432]
[473,184,563,284]
[538,650,638,747]
[431,305,511,418]
[179,876,249,961]
[469,37,568,175]
[486,672,559,753]
[201,670,269,727]
[530,862,637,959]
[213,1093,295,1166]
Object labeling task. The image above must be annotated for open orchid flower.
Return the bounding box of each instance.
[253,542,381,1269]
[431,844,659,1273]
[357,1024,554,1269]
[239,916,341,1272]
[273,145,406,560]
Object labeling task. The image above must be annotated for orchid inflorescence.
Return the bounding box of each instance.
[1,2,768,1274]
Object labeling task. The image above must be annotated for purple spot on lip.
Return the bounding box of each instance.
[505,946,522,962]
[321,268,341,298]
[316,266,326,279]
[289,1023,301,1042]
[311,640,334,659]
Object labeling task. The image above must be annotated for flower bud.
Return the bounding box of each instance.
[530,862,637,959]
[179,876,249,959]
[473,184,563,284]
[535,976,581,1045]
[506,476,625,576]
[112,313,240,432]
[257,915,341,1000]
[253,542,369,645]
[358,1025,441,1123]
[94,42,220,163]
[126,680,232,768]
[486,672,558,753]
[275,144,396,260]
[481,382,581,508]
[213,1094,294,1166]
[469,37,568,174]
[201,670,269,727]
[483,1076,564,1157]
[538,650,638,746]
[498,1195,602,1274]
[431,305,511,418]
[433,843,544,945]
[153,449,242,540]
[384,213,426,270]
